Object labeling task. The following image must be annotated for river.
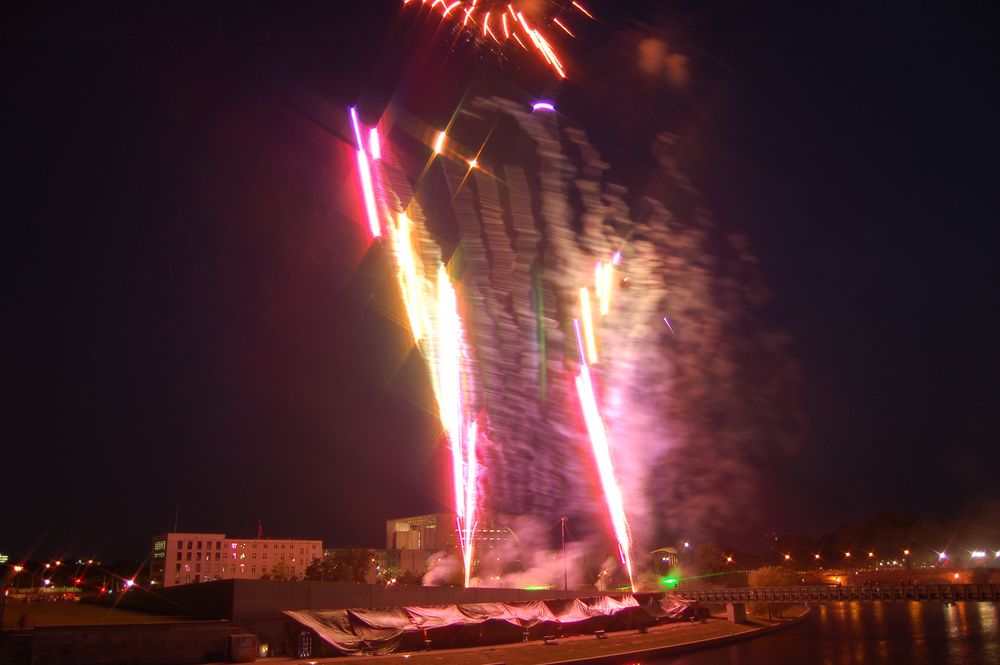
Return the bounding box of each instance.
[642,601,999,665]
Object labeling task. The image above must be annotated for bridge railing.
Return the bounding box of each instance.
[675,584,999,603]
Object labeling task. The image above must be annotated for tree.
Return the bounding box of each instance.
[748,566,798,620]
[691,542,727,578]
[304,549,376,583]
[395,570,424,585]
[268,561,291,581]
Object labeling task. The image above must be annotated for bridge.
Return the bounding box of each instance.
[676,583,1000,603]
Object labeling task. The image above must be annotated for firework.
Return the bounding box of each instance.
[379,189,481,586]
[579,287,598,364]
[349,107,382,238]
[574,363,635,591]
[401,0,589,79]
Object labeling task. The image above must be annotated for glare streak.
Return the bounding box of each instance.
[580,287,598,364]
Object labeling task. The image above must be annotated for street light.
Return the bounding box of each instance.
[784,554,791,561]
[868,552,874,558]
[814,554,821,560]
[903,549,910,556]
[845,552,851,559]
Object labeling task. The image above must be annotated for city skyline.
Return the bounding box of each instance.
[6,1,997,563]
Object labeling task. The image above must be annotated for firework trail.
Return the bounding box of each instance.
[350,88,799,586]
[350,110,482,586]
[401,0,595,79]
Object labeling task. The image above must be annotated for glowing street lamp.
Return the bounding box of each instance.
[903,549,910,556]
[844,552,851,559]
[784,554,791,561]
[725,556,733,564]
[12,565,23,573]
[868,552,874,558]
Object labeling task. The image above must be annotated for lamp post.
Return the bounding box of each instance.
[560,516,568,591]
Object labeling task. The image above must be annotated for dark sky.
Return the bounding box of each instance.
[6,1,998,562]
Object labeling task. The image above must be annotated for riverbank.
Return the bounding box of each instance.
[254,606,809,665]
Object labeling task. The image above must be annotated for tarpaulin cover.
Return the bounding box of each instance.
[657,594,697,620]
[284,593,696,656]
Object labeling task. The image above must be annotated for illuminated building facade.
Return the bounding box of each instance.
[150,532,322,587]
[384,513,514,576]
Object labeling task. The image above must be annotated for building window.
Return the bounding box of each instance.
[239,564,245,573]
[177,541,183,549]
[240,553,246,560]
[186,552,192,561]
[196,563,201,572]
[251,566,256,574]
[196,552,201,561]
[263,554,267,560]
[187,540,193,549]
[175,563,181,572]
[216,542,221,550]
[252,553,256,560]
[215,552,220,561]
[197,541,203,550]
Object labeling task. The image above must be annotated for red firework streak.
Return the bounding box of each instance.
[403,0,598,79]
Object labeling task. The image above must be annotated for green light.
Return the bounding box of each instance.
[661,576,679,588]
[524,585,552,591]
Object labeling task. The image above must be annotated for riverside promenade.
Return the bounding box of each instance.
[231,607,809,665]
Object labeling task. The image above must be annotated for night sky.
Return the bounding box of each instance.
[6,1,998,562]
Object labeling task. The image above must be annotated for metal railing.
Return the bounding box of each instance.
[676,584,999,603]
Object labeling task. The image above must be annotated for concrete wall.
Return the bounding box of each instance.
[100,579,604,621]
[92,580,235,619]
[27,621,238,665]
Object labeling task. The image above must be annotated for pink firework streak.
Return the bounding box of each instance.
[436,266,481,587]
[349,107,381,238]
[574,363,635,590]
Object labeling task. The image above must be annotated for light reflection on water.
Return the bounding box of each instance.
[635,601,999,665]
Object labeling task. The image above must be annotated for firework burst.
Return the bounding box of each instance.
[402,0,596,79]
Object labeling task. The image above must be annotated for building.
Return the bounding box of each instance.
[150,532,322,587]
[386,513,455,552]
[384,513,514,578]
